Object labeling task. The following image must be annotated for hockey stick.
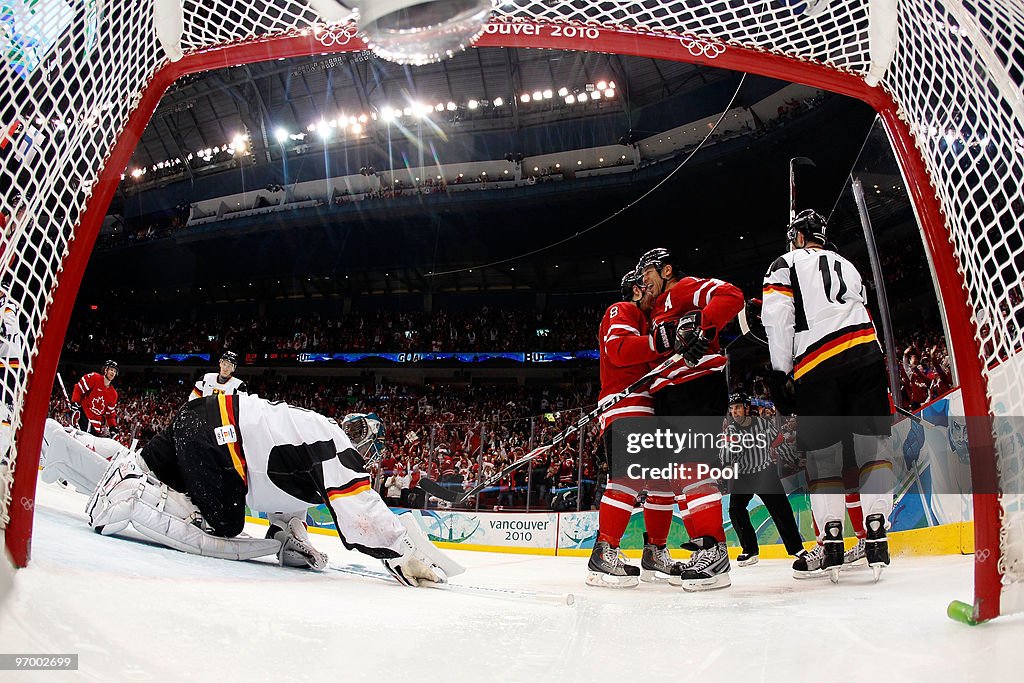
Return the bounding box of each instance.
[419,351,688,503]
[329,563,576,606]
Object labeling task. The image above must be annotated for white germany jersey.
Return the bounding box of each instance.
[0,297,22,369]
[210,394,405,556]
[762,247,882,381]
[191,373,247,400]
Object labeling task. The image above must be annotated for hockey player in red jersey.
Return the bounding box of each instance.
[71,359,120,435]
[638,247,744,591]
[588,268,687,588]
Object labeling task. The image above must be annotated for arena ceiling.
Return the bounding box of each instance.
[128,46,730,174]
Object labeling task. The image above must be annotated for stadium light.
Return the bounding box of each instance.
[446,101,457,111]
[493,97,504,106]
[532,91,542,101]
[542,89,552,99]
[467,99,478,109]
[604,89,615,98]
[564,95,574,105]
[597,80,607,90]
[590,91,601,100]
[558,87,569,97]
[520,93,531,103]
[274,128,289,142]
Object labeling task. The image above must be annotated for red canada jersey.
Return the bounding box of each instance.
[71,372,118,430]
[648,276,743,393]
[558,458,576,484]
[598,301,662,433]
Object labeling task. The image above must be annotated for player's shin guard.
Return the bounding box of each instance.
[642,491,675,547]
[854,433,895,525]
[682,479,725,543]
[598,482,638,546]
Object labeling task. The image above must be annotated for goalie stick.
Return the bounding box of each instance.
[419,351,688,504]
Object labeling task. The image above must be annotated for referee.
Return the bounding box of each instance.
[721,392,804,565]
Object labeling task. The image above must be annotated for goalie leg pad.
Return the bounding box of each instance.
[40,419,109,495]
[88,455,280,561]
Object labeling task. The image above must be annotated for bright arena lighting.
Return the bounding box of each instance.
[274,128,289,142]
[349,0,494,66]
[492,97,503,107]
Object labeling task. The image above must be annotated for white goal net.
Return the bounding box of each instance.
[1,0,1021,621]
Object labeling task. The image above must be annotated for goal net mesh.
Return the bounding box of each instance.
[0,0,1021,615]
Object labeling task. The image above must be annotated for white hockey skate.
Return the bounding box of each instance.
[677,536,731,591]
[841,538,867,571]
[792,545,826,579]
[640,533,684,585]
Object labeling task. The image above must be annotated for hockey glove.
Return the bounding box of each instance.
[652,320,678,354]
[673,311,711,367]
[765,370,797,416]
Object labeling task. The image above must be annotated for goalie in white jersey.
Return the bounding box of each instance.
[761,209,895,582]
[39,395,462,587]
[190,350,247,399]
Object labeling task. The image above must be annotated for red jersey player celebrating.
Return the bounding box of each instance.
[638,248,744,591]
[588,268,687,588]
[71,360,120,436]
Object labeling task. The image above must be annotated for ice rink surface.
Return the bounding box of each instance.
[2,483,1022,682]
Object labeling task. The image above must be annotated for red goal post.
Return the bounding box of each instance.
[0,1,1019,624]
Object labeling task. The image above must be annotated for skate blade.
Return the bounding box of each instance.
[737,556,759,567]
[792,569,827,580]
[586,571,639,589]
[828,566,841,584]
[640,569,682,586]
[681,573,731,592]
[870,563,887,582]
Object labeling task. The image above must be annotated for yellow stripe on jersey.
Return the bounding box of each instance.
[216,394,246,483]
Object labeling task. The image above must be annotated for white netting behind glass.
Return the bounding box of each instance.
[0,0,1021,612]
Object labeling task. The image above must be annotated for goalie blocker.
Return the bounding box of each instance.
[39,395,463,587]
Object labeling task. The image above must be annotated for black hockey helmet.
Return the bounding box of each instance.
[635,247,673,274]
[787,209,828,246]
[619,268,642,301]
[102,359,118,371]
[220,350,240,366]
[728,391,750,407]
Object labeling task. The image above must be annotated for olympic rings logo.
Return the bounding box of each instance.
[976,547,991,562]
[316,25,359,48]
[19,495,33,511]
[679,37,726,59]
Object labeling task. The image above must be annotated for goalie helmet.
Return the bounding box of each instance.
[787,209,828,246]
[619,268,642,301]
[341,412,387,464]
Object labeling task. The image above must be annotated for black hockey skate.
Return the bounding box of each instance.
[641,532,684,585]
[587,540,640,588]
[822,520,845,583]
[864,513,890,582]
[792,545,826,579]
[677,535,731,591]
[737,552,759,567]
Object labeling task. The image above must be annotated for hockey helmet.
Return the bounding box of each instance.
[619,268,642,301]
[102,359,119,371]
[787,209,828,246]
[342,412,387,464]
[635,247,673,274]
[220,350,240,366]
[728,391,750,407]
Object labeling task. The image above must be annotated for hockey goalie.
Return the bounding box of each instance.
[39,394,462,587]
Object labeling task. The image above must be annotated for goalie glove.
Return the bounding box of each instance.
[382,512,465,587]
[266,514,328,571]
[765,370,797,416]
[673,311,712,367]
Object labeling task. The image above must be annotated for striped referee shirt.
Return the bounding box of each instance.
[719,416,792,475]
